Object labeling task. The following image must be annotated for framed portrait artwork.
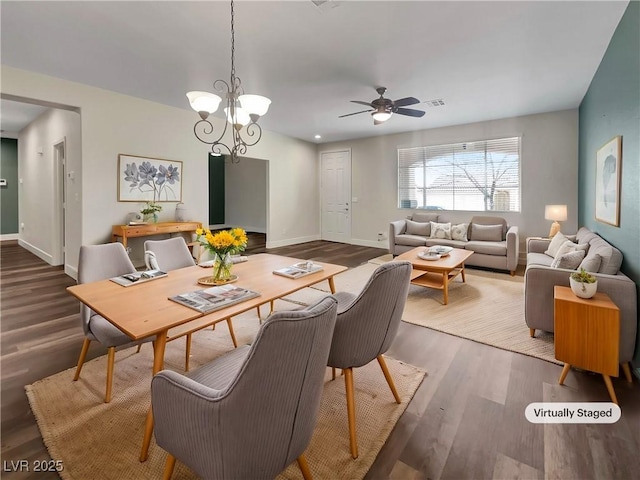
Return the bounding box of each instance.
[595,136,621,227]
[117,154,183,202]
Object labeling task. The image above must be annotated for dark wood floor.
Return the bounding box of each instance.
[2,238,639,479]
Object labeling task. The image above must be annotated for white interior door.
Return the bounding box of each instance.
[321,150,351,243]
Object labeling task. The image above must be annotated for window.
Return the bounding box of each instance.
[398,137,520,212]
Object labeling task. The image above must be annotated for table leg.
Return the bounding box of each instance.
[328,276,336,294]
[140,330,168,462]
[558,363,571,385]
[602,374,618,405]
[442,272,449,305]
[461,264,466,283]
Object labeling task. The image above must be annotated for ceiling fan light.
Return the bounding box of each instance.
[186,91,222,115]
[224,106,251,127]
[239,94,271,117]
[372,110,392,122]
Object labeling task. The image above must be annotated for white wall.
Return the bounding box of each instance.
[225,157,267,233]
[2,66,319,275]
[18,108,82,276]
[321,109,579,262]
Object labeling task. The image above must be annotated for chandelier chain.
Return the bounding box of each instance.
[230,0,235,84]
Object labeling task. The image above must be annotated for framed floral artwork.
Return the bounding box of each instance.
[595,136,621,227]
[117,154,183,202]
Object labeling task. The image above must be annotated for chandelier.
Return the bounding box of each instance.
[186,0,271,163]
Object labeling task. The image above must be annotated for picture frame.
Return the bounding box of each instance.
[595,136,621,226]
[117,154,183,202]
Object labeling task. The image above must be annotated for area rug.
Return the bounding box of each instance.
[26,308,426,480]
[286,262,558,365]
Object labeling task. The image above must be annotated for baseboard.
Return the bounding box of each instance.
[0,233,19,241]
[350,238,389,250]
[65,264,78,281]
[266,234,321,249]
[18,239,53,264]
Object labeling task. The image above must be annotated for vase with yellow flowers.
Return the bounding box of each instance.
[196,227,248,284]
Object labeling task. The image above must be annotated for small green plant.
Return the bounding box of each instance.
[140,201,162,222]
[570,268,596,284]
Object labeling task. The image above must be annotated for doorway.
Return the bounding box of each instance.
[320,150,351,243]
[53,139,66,266]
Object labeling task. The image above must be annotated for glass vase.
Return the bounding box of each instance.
[212,252,233,283]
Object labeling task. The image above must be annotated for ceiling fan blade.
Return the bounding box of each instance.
[393,97,420,107]
[395,107,426,118]
[350,100,373,107]
[339,109,373,118]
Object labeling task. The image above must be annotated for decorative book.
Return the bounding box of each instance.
[273,262,324,279]
[110,269,168,287]
[169,285,260,313]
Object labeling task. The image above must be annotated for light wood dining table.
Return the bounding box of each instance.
[66,253,347,461]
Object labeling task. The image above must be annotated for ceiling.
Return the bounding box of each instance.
[0,1,628,143]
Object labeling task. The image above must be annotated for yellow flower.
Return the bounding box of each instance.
[195,227,204,236]
[197,226,248,256]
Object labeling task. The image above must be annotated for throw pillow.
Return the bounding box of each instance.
[451,223,469,241]
[553,240,579,260]
[544,232,569,257]
[579,253,602,273]
[551,250,586,269]
[406,219,430,236]
[470,223,502,242]
[429,221,451,239]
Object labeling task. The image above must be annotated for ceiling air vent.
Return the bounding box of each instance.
[424,99,445,108]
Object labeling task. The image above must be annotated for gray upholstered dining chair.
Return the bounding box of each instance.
[151,296,338,480]
[328,261,412,459]
[73,243,155,403]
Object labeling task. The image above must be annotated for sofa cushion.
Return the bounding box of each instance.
[412,212,439,223]
[576,227,598,244]
[579,253,602,273]
[406,220,431,236]
[430,222,451,239]
[451,223,469,241]
[544,232,569,257]
[527,252,553,267]
[589,239,623,275]
[425,239,468,248]
[465,241,507,256]
[395,234,428,247]
[469,216,507,239]
[551,250,585,269]
[470,224,502,242]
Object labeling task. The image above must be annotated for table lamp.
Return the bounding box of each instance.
[545,205,567,238]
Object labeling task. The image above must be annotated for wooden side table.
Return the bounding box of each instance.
[554,285,620,404]
[112,221,203,258]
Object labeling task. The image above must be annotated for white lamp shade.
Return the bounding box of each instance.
[372,110,392,122]
[224,106,251,127]
[544,204,568,221]
[239,94,271,117]
[186,91,222,114]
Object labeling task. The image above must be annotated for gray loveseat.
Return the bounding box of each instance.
[525,227,637,365]
[389,212,519,275]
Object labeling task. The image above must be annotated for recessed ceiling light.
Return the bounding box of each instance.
[314,135,322,139]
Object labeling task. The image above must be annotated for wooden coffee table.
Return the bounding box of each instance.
[396,246,474,305]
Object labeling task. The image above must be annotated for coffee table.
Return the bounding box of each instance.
[395,246,474,305]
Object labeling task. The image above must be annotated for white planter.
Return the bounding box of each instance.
[570,277,598,299]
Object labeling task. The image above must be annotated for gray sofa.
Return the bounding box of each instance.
[389,212,519,275]
[525,227,637,364]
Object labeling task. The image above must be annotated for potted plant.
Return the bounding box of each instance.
[140,201,162,223]
[569,268,598,299]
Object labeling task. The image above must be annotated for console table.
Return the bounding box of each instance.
[111,221,202,250]
[554,285,620,404]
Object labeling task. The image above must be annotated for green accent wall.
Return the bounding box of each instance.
[578,1,640,367]
[1,138,19,234]
[208,154,225,225]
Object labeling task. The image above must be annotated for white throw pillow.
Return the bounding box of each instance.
[544,232,569,257]
[451,223,469,241]
[551,250,586,269]
[429,222,451,240]
[553,240,579,260]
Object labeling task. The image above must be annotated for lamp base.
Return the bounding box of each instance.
[549,221,561,238]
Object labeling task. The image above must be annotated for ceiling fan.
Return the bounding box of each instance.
[339,87,426,125]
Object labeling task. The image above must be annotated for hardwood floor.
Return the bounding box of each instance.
[2,239,639,479]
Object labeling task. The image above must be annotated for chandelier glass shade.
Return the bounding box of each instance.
[187,0,271,163]
[372,109,392,122]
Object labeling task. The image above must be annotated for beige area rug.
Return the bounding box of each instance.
[26,307,425,480]
[286,262,558,365]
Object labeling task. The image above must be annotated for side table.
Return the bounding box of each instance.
[554,285,620,404]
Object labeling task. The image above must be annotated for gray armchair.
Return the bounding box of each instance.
[73,243,154,403]
[328,261,412,458]
[152,296,338,480]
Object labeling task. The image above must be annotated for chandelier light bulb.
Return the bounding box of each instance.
[239,94,271,117]
[224,106,251,127]
[186,91,222,116]
[372,110,392,122]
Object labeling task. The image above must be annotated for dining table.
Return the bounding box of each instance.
[66,253,348,461]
